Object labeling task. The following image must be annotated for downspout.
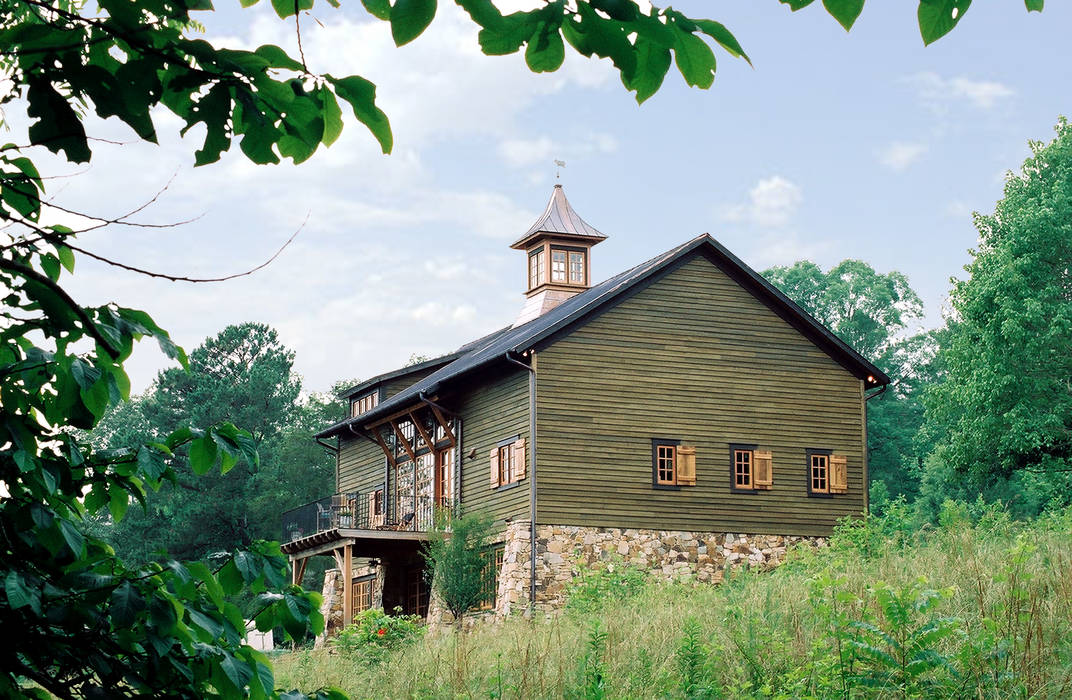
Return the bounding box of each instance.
[504,350,537,617]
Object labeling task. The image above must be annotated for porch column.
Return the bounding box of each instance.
[342,543,353,626]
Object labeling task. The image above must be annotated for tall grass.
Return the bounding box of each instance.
[273,503,1072,699]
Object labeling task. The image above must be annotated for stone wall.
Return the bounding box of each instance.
[316,525,822,637]
[499,524,823,614]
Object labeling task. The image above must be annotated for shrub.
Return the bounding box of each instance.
[331,608,424,664]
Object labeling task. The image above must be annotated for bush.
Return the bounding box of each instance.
[331,608,424,664]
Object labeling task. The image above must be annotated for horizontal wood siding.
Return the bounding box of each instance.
[337,435,386,494]
[456,367,530,523]
[535,255,866,537]
[382,366,439,399]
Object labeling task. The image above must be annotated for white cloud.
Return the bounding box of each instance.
[944,199,973,219]
[721,176,803,228]
[905,72,1015,111]
[877,142,927,172]
[498,137,555,168]
[497,132,618,169]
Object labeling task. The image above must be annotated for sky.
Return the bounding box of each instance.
[10,1,1071,395]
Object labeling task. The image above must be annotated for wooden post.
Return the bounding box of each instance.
[342,543,353,627]
[290,556,298,586]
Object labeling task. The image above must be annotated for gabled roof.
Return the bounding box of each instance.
[338,352,461,400]
[316,234,891,439]
[509,185,608,250]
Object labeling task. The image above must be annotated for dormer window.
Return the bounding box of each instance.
[528,246,546,289]
[350,392,379,417]
[569,251,585,284]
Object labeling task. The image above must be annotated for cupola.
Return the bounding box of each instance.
[512,185,607,326]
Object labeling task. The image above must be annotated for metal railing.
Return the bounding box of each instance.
[280,488,448,542]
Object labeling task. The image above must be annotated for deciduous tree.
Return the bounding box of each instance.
[926,119,1072,483]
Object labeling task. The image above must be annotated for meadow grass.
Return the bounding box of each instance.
[273,505,1072,699]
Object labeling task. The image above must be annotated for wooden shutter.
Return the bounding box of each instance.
[677,445,696,486]
[753,450,773,490]
[830,454,848,494]
[489,447,500,488]
[512,438,526,482]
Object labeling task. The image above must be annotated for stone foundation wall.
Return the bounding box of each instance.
[316,525,822,637]
[499,524,824,614]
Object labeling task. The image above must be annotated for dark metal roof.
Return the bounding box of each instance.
[338,352,461,399]
[316,234,892,439]
[510,185,608,249]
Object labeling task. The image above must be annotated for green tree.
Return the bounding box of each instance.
[0,0,1048,696]
[926,119,1072,489]
[89,323,312,562]
[763,259,930,500]
[422,510,497,630]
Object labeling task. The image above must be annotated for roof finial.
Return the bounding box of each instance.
[554,159,566,181]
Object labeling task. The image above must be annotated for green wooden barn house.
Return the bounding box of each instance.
[282,185,890,629]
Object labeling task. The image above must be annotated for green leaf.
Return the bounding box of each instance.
[110,581,145,627]
[624,37,672,103]
[525,21,565,73]
[40,254,61,282]
[692,19,751,65]
[6,571,41,614]
[918,0,972,45]
[58,518,86,557]
[109,486,130,522]
[187,607,224,641]
[779,0,817,9]
[1025,0,1043,9]
[56,245,76,274]
[672,27,717,89]
[269,0,313,19]
[137,445,168,481]
[189,435,218,475]
[390,0,437,46]
[320,90,343,147]
[330,75,393,154]
[26,78,91,163]
[823,0,865,31]
[218,560,243,595]
[361,0,391,20]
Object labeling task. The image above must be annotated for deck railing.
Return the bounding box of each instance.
[281,489,446,542]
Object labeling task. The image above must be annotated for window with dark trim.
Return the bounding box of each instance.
[350,391,379,417]
[807,449,832,496]
[652,438,680,488]
[528,246,546,289]
[730,444,755,491]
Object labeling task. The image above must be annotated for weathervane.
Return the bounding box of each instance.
[554,159,566,180]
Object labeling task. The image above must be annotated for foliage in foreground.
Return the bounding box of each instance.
[421,510,498,628]
[332,608,425,665]
[274,505,1072,699]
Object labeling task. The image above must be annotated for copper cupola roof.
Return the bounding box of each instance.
[509,185,608,250]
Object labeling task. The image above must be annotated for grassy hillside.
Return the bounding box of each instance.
[274,503,1072,699]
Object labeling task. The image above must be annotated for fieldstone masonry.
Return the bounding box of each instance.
[320,525,823,633]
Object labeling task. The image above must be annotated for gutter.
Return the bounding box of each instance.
[504,350,538,617]
[865,383,888,402]
[315,436,339,454]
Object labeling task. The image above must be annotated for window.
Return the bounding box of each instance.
[489,437,525,488]
[478,546,505,611]
[551,249,567,282]
[652,439,679,487]
[352,576,374,618]
[733,448,752,489]
[350,391,378,417]
[729,445,772,492]
[435,447,453,507]
[528,247,546,288]
[807,450,830,496]
[568,250,586,284]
